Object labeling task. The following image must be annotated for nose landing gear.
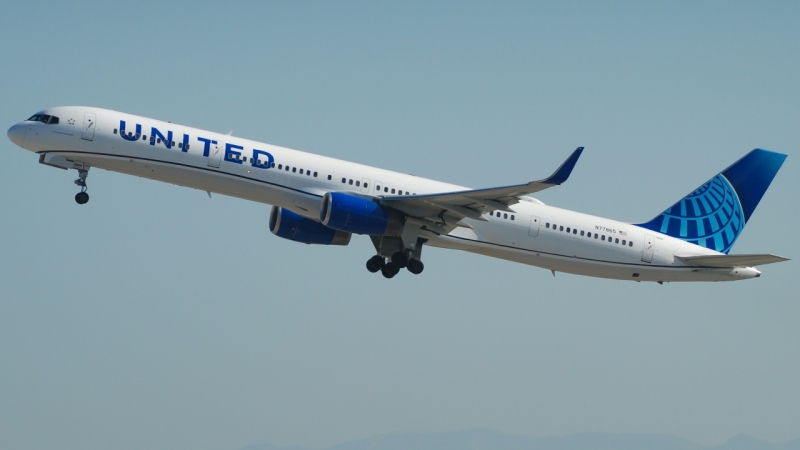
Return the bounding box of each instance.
[74,169,89,204]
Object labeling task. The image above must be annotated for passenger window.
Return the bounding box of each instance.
[143,135,147,140]
[314,172,318,177]
[511,215,514,220]
[278,164,283,169]
[286,166,290,171]
[384,187,388,192]
[171,141,175,147]
[364,183,368,188]
[355,181,360,187]
[178,143,183,148]
[504,213,508,219]
[300,169,304,174]
[594,233,598,239]
[328,175,332,180]
[573,229,577,234]
[113,129,118,134]
[629,241,633,247]
[602,235,606,241]
[342,178,346,183]
[307,171,311,176]
[566,227,571,233]
[349,179,353,185]
[391,188,395,194]
[580,231,584,236]
[559,226,564,231]
[293,167,297,173]
[622,240,626,245]
[615,238,619,243]
[157,138,161,143]
[546,223,550,228]
[376,185,381,191]
[271,162,275,168]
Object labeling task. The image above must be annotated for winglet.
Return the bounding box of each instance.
[538,147,584,185]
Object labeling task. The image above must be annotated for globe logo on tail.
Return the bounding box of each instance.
[651,174,744,253]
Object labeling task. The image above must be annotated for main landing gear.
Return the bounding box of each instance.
[74,169,89,204]
[365,250,425,279]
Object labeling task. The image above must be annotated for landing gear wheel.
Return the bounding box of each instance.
[381,262,400,279]
[74,168,90,205]
[75,192,89,204]
[407,258,424,275]
[366,255,384,273]
[391,251,409,268]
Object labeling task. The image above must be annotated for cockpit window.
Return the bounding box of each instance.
[27,114,59,124]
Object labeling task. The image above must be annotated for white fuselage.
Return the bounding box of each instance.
[9,106,761,282]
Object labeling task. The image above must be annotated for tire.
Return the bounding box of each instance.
[381,262,399,278]
[407,258,424,275]
[391,251,408,268]
[75,192,89,204]
[366,255,384,273]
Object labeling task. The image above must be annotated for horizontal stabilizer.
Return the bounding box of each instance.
[676,254,789,268]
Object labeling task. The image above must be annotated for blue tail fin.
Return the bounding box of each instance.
[635,149,787,254]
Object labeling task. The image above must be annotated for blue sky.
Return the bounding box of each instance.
[1,2,798,449]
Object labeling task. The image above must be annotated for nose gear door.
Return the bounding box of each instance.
[81,112,96,141]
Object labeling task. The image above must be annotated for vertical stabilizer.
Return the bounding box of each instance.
[635,149,786,254]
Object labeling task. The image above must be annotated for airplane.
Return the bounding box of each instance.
[6,106,789,282]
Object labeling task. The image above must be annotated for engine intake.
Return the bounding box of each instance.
[320,192,404,236]
[270,206,351,245]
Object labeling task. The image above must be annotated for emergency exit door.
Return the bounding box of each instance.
[528,216,541,237]
[81,112,96,141]
[208,141,222,168]
[641,234,655,263]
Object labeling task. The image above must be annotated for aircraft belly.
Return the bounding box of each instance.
[428,233,741,282]
[53,152,318,211]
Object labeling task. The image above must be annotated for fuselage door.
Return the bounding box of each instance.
[208,141,222,168]
[528,216,541,237]
[361,178,370,193]
[81,112,96,141]
[642,234,655,263]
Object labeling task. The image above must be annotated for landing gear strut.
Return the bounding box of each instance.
[74,169,89,204]
[366,236,427,279]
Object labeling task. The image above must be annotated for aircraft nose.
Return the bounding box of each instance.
[7,123,26,148]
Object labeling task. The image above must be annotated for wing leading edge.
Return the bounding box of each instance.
[380,147,584,224]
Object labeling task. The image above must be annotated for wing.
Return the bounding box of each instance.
[676,254,789,268]
[380,147,583,228]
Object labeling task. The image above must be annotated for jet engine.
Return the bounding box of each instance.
[320,192,404,236]
[270,206,351,245]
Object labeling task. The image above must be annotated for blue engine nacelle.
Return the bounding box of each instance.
[320,192,404,236]
[270,206,351,245]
